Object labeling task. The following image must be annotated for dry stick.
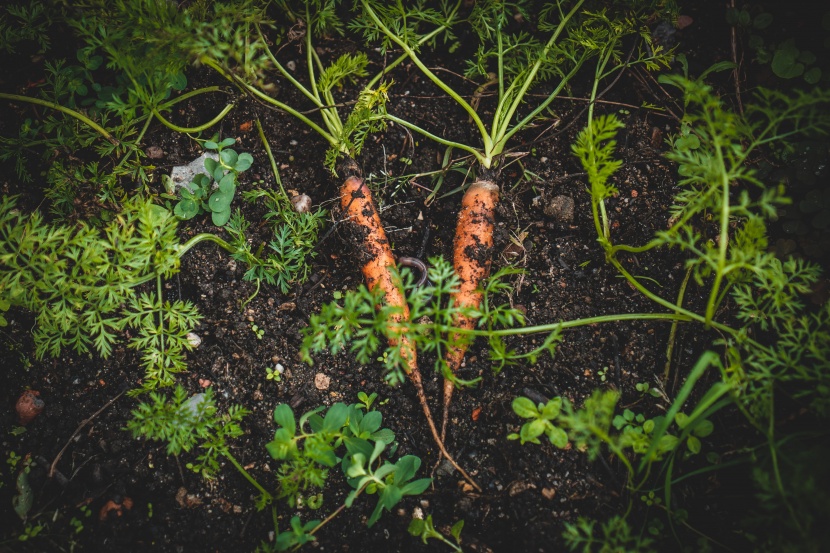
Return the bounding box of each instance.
[441,179,499,444]
[49,389,126,478]
[339,175,481,492]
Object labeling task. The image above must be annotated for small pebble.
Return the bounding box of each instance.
[314,373,331,390]
[186,332,202,348]
[544,195,575,222]
[16,390,44,425]
[290,194,312,213]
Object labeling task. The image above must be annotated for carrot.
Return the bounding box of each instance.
[340,174,480,491]
[442,179,500,442]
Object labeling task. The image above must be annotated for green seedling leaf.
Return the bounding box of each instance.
[204,140,218,150]
[371,428,395,444]
[692,419,714,438]
[211,208,231,227]
[323,402,350,432]
[266,427,295,459]
[450,519,464,541]
[408,518,426,537]
[170,72,187,91]
[218,173,236,194]
[220,148,238,167]
[547,425,568,448]
[174,199,199,219]
[753,12,773,30]
[687,435,702,454]
[541,397,562,419]
[512,396,540,418]
[13,470,33,520]
[219,137,236,148]
[772,42,804,79]
[393,455,420,484]
[360,410,383,434]
[805,67,822,84]
[273,404,296,436]
[235,152,254,171]
[520,419,546,444]
[208,191,233,213]
[675,134,700,151]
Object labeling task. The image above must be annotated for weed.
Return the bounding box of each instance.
[265,365,283,382]
[174,136,253,226]
[408,515,464,552]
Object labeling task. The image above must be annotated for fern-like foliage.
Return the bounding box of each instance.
[301,257,542,386]
[127,386,251,479]
[0,196,201,391]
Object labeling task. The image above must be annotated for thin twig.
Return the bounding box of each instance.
[49,389,126,478]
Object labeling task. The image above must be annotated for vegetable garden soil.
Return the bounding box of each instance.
[1,3,826,552]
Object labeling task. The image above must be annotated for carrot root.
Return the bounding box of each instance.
[340,175,481,492]
[441,179,500,443]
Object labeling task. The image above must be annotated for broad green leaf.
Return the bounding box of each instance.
[204,159,218,179]
[370,428,395,444]
[219,137,236,148]
[540,397,562,419]
[170,72,187,91]
[211,208,231,227]
[174,199,199,219]
[360,411,383,434]
[547,425,568,448]
[687,435,702,454]
[235,152,254,171]
[208,192,232,213]
[323,402,349,432]
[394,455,421,484]
[408,518,426,536]
[520,419,546,443]
[400,477,431,497]
[204,140,218,150]
[512,396,539,419]
[273,404,296,435]
[218,173,236,194]
[692,419,714,438]
[450,519,464,541]
[220,148,238,167]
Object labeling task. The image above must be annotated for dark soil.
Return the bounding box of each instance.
[1,2,827,552]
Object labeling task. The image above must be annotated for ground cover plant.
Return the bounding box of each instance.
[1,0,829,551]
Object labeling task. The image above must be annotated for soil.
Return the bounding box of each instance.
[1,2,828,552]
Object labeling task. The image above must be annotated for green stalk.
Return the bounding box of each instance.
[223,449,272,500]
[705,137,731,326]
[359,0,491,157]
[0,92,119,145]
[493,0,586,147]
[385,114,486,164]
[159,86,228,109]
[364,21,453,90]
[663,266,693,384]
[255,117,286,195]
[256,24,320,106]
[199,57,337,146]
[152,102,235,134]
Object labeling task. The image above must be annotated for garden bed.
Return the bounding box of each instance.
[1,1,829,552]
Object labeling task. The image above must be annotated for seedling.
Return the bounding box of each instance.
[250,323,264,340]
[265,365,283,382]
[174,136,253,227]
[408,515,464,552]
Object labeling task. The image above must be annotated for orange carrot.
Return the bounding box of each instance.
[340,175,480,490]
[442,179,500,441]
